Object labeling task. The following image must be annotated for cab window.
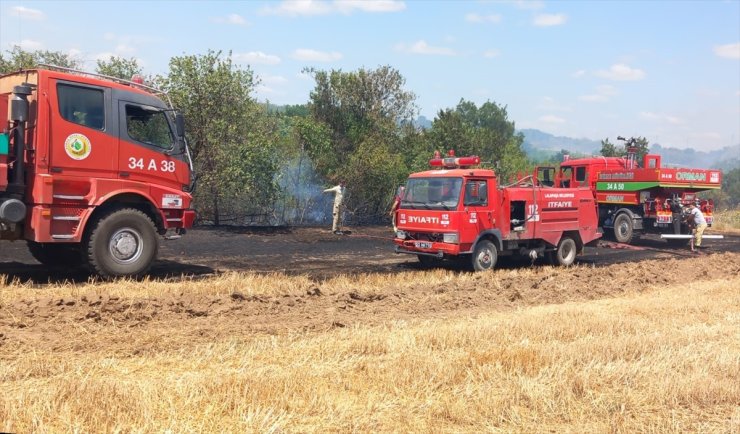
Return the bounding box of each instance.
[463,180,488,206]
[125,105,174,150]
[57,84,105,130]
[575,166,587,185]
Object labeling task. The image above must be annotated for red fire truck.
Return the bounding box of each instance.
[0,65,195,277]
[393,151,601,271]
[551,137,722,244]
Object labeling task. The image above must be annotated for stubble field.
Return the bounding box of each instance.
[1,226,739,432]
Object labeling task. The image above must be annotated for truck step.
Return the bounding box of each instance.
[52,194,85,201]
[51,234,75,239]
[52,216,81,221]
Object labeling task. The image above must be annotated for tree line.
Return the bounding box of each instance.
[1,47,736,224]
[1,47,528,225]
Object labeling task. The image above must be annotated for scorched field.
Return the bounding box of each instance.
[1,227,739,433]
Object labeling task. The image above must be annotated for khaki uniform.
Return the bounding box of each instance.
[687,205,707,249]
[324,185,345,233]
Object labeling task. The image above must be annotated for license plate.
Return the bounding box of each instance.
[415,241,433,249]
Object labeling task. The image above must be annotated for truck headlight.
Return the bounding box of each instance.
[443,233,459,244]
[396,230,407,240]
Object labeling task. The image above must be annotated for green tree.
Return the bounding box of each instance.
[95,56,142,80]
[600,138,619,157]
[0,45,81,74]
[157,50,278,224]
[721,167,740,208]
[428,99,527,180]
[305,65,418,215]
[306,65,417,169]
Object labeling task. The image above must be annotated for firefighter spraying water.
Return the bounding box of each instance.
[323,181,345,234]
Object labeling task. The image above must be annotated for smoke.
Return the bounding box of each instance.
[275,152,334,225]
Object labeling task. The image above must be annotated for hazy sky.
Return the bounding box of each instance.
[1,0,739,150]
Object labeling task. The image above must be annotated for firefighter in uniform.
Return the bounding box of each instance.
[685,202,707,252]
[324,182,345,234]
[390,185,405,233]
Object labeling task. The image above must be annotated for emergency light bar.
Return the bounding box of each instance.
[429,150,480,169]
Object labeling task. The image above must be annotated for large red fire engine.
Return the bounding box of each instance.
[393,151,601,271]
[550,137,722,245]
[0,65,195,277]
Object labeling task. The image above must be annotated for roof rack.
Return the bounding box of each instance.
[37,63,173,107]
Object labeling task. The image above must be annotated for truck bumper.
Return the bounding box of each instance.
[162,209,196,229]
[393,239,461,257]
[394,245,444,258]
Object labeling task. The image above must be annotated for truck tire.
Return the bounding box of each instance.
[472,240,498,272]
[27,241,84,267]
[613,213,635,244]
[85,208,158,278]
[554,236,577,266]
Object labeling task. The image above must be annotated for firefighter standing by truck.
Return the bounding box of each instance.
[390,185,405,232]
[686,202,707,252]
[323,181,345,234]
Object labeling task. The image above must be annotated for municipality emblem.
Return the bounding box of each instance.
[64,133,92,160]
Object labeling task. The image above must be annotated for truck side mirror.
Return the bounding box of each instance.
[175,113,185,138]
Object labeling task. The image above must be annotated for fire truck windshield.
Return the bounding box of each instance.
[400,177,463,210]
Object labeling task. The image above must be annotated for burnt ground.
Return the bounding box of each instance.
[1,225,739,354]
[1,225,738,284]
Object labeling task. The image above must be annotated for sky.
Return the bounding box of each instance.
[1,0,739,151]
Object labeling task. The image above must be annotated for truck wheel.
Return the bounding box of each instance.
[472,240,498,272]
[85,208,158,278]
[554,237,577,266]
[613,213,634,244]
[27,241,83,267]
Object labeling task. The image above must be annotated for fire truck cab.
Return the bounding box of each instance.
[394,151,601,271]
[0,66,195,277]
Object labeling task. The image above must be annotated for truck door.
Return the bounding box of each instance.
[462,179,491,239]
[48,80,117,180]
[117,100,189,190]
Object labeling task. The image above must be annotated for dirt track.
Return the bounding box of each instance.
[1,226,739,353]
[1,252,739,354]
[1,226,739,283]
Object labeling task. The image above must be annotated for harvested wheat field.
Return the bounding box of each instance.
[2,245,739,433]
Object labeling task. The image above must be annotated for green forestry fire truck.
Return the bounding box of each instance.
[393,151,601,271]
[0,65,195,277]
[551,137,722,244]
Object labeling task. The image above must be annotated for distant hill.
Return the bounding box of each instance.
[518,128,740,171]
[518,129,602,155]
[649,143,740,170]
